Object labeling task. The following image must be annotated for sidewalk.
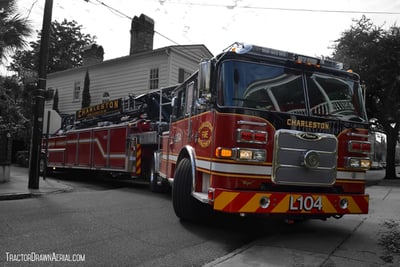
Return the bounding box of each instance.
[0,166,72,201]
[205,170,400,267]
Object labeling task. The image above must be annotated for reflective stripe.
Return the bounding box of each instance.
[162,155,365,180]
[213,189,369,215]
[336,171,365,180]
[136,144,141,175]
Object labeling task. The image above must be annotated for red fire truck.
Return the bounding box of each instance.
[155,43,371,221]
[43,87,174,192]
[44,42,371,222]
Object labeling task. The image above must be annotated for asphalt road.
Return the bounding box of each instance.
[1,167,398,266]
[0,169,287,267]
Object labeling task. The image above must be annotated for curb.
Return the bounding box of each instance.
[203,242,255,267]
[0,192,32,201]
[0,185,73,201]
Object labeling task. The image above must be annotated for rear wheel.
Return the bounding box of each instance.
[172,158,211,221]
[39,157,45,176]
[39,154,52,177]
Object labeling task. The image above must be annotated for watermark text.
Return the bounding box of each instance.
[5,252,85,263]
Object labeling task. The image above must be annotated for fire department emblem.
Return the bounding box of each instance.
[198,121,213,148]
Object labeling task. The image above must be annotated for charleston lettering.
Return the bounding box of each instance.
[76,99,121,119]
[286,119,329,130]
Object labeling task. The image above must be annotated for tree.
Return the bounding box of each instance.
[7,18,97,149]
[0,76,29,139]
[333,16,400,179]
[52,89,59,113]
[9,19,97,74]
[81,69,91,108]
[0,0,32,62]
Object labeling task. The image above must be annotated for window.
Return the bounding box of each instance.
[306,73,365,121]
[185,82,194,114]
[149,68,159,89]
[173,87,186,120]
[218,60,366,122]
[102,92,110,103]
[73,81,81,101]
[219,61,305,113]
[178,68,192,83]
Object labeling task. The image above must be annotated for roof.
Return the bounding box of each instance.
[47,44,213,78]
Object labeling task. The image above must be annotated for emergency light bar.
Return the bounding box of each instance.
[229,42,343,70]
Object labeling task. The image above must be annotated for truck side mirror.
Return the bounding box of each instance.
[195,96,209,113]
[171,96,177,108]
[198,60,211,94]
[170,96,177,119]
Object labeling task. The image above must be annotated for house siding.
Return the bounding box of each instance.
[46,45,213,115]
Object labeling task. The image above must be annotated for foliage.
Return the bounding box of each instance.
[0,0,32,62]
[82,70,91,108]
[332,16,400,178]
[52,89,59,113]
[9,19,97,75]
[0,76,30,139]
[4,18,97,149]
[379,220,400,263]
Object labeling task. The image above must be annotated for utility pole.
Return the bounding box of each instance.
[28,0,53,189]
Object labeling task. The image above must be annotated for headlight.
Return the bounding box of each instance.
[346,157,371,170]
[215,147,266,162]
[236,148,266,161]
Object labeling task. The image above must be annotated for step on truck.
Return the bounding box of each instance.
[156,42,370,221]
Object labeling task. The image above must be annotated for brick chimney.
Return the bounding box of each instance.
[130,14,154,55]
[82,44,104,66]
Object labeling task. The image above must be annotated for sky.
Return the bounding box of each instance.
[9,0,400,65]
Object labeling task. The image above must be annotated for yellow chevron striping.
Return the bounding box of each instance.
[347,197,362,213]
[136,145,142,175]
[214,192,239,211]
[320,196,337,213]
[271,195,292,213]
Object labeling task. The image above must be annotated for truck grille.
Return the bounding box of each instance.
[272,129,337,186]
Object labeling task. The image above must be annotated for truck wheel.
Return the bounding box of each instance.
[39,157,45,176]
[172,158,210,222]
[149,161,168,193]
[39,155,52,177]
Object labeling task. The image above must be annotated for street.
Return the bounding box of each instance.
[1,166,399,266]
[0,167,282,266]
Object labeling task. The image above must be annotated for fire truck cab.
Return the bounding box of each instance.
[156,43,370,221]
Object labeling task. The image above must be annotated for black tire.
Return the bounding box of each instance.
[149,160,168,193]
[39,154,53,177]
[172,158,210,221]
[39,156,45,176]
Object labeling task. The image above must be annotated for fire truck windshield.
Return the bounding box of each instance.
[218,60,367,122]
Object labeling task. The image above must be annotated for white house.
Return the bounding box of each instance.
[45,14,213,115]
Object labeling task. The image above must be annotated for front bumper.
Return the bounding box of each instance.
[212,189,369,215]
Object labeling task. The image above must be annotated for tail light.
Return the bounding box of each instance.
[348,141,371,154]
[237,129,267,144]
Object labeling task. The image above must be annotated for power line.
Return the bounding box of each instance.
[26,0,39,20]
[84,0,180,45]
[83,0,400,49]
[150,0,400,15]
[90,0,132,19]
